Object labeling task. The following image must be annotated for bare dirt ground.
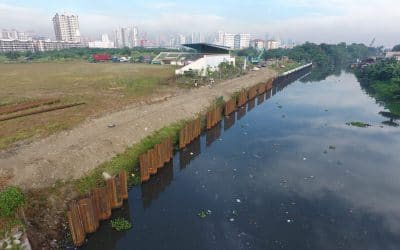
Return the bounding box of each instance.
[0,68,276,189]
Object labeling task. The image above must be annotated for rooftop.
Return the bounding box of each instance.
[182,43,231,54]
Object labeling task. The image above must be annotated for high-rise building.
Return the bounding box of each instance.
[266,40,279,50]
[223,33,235,48]
[52,13,81,42]
[217,31,250,49]
[88,34,115,48]
[178,34,186,45]
[250,39,266,50]
[114,26,139,48]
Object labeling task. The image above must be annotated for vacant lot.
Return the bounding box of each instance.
[0,62,175,150]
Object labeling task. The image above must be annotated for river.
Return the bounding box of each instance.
[81,69,400,250]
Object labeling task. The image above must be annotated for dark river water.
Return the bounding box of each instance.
[82,69,400,250]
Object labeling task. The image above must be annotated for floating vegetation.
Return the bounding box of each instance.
[110,218,132,231]
[198,210,211,219]
[346,121,371,128]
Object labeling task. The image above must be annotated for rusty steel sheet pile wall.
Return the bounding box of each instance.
[140,138,173,183]
[67,171,128,247]
[257,82,267,94]
[179,118,201,149]
[206,107,222,130]
[266,78,274,91]
[224,98,237,116]
[247,86,258,100]
[237,91,248,107]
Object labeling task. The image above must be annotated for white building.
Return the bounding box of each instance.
[114,26,139,48]
[34,40,83,52]
[1,29,33,41]
[250,39,266,50]
[223,33,235,49]
[386,51,400,61]
[0,39,35,53]
[88,34,115,48]
[266,40,279,50]
[52,13,81,42]
[0,39,83,53]
[217,31,250,49]
[178,34,186,45]
[234,33,250,49]
[174,43,235,76]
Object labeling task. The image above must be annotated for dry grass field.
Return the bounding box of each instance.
[0,62,175,150]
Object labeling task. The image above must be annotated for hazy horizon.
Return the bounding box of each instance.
[0,0,399,47]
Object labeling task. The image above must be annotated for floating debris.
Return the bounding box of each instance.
[329,145,336,150]
[252,153,262,159]
[286,219,293,223]
[236,199,241,203]
[229,218,235,222]
[346,121,371,128]
[107,123,116,128]
[323,150,328,154]
[277,105,283,109]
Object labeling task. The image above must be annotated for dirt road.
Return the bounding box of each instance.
[0,68,276,189]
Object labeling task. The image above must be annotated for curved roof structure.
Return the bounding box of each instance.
[182,43,231,54]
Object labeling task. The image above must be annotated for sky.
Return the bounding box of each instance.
[0,0,399,47]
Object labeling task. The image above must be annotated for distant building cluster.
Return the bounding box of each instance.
[1,12,83,53]
[113,26,139,48]
[0,10,297,53]
[217,31,251,49]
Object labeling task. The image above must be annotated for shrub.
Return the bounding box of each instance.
[0,186,25,218]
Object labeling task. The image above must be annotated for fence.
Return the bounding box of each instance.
[67,171,128,247]
[224,98,236,116]
[140,138,173,183]
[206,106,222,129]
[179,118,201,149]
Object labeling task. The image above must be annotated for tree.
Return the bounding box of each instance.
[392,44,400,52]
[5,51,19,60]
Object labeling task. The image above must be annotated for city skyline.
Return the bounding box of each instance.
[0,0,399,47]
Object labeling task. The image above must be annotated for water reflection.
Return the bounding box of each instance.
[237,106,246,120]
[141,160,174,208]
[179,138,201,170]
[247,98,255,112]
[224,113,236,131]
[257,94,265,105]
[206,122,221,146]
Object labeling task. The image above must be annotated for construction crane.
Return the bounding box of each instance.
[250,48,266,64]
[369,38,376,48]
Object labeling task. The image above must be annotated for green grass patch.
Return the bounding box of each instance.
[346,121,371,128]
[110,217,132,231]
[0,187,25,218]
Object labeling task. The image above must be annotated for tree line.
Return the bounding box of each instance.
[236,42,378,67]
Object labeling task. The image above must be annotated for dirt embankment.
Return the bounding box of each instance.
[0,68,276,189]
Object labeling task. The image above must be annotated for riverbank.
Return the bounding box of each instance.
[355,59,400,117]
